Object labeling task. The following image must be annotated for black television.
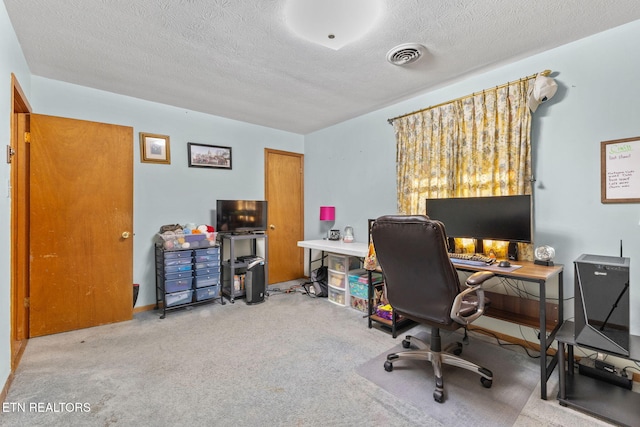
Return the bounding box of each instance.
[425,195,532,243]
[216,200,268,233]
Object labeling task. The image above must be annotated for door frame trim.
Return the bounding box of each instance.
[10,73,32,374]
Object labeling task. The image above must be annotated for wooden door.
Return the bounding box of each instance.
[265,149,304,283]
[29,114,133,337]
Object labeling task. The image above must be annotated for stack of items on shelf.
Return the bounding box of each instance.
[156,223,217,250]
[363,240,403,323]
[348,270,383,312]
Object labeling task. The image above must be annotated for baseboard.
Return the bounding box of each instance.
[133,303,158,314]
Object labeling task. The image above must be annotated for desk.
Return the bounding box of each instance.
[453,260,564,400]
[297,239,368,273]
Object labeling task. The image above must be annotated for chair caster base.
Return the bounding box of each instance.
[481,377,492,388]
[384,361,393,372]
[433,389,444,403]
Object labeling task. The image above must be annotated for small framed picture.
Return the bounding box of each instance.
[188,143,232,169]
[139,133,170,164]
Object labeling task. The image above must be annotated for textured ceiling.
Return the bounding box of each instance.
[4,0,640,134]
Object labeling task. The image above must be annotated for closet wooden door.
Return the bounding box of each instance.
[29,114,133,337]
[264,149,304,284]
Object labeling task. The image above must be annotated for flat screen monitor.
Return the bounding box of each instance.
[425,195,532,243]
[216,200,268,233]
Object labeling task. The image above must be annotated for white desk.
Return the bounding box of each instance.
[297,239,368,258]
[297,239,368,278]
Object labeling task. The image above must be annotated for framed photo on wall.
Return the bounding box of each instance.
[188,143,232,169]
[139,133,170,164]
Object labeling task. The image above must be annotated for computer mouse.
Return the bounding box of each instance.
[498,260,511,268]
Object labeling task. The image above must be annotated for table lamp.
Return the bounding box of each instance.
[320,206,335,239]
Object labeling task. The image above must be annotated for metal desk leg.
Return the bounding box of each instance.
[539,278,548,400]
[367,270,373,329]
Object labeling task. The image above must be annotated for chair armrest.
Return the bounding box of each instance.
[450,271,495,325]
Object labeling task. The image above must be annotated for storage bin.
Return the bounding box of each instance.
[328,254,360,272]
[195,247,219,256]
[164,250,192,259]
[194,274,220,288]
[348,270,383,299]
[165,290,193,307]
[328,287,346,306]
[164,264,193,273]
[195,284,220,301]
[194,261,220,270]
[164,257,192,266]
[165,277,193,293]
[349,281,369,300]
[194,254,217,263]
[156,232,217,251]
[165,271,193,281]
[328,270,347,289]
[350,296,369,312]
[194,268,220,276]
[348,269,382,285]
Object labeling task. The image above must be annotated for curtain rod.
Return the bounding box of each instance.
[387,69,552,125]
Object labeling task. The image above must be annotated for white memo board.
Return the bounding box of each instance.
[601,136,640,203]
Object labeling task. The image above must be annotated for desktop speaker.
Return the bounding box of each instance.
[574,254,630,356]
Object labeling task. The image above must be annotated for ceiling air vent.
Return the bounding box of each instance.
[386,43,426,66]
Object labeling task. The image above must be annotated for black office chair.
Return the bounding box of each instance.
[371,215,495,403]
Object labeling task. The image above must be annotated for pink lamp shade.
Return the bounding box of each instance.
[319,206,335,221]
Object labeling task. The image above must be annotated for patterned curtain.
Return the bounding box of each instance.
[393,78,534,258]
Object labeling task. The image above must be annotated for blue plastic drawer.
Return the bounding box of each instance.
[194,274,220,288]
[165,264,193,273]
[164,250,193,259]
[165,290,193,307]
[194,254,218,263]
[164,257,192,266]
[195,260,220,270]
[165,277,193,293]
[194,267,220,276]
[195,284,220,301]
[165,271,193,281]
[194,248,219,256]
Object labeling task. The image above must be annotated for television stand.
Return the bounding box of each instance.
[220,233,268,303]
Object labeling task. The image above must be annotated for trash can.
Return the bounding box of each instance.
[245,258,265,305]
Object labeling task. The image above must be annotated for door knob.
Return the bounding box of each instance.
[121,231,131,239]
[269,224,276,230]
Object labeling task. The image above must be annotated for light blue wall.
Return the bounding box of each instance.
[30,77,304,310]
[304,20,640,334]
[0,0,31,394]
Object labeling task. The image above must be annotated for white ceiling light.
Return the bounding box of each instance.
[284,0,383,50]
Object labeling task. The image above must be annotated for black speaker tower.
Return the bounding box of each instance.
[574,254,630,356]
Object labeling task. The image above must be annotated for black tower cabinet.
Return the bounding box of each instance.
[574,254,630,356]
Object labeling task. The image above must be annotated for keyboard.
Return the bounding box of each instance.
[448,253,495,266]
